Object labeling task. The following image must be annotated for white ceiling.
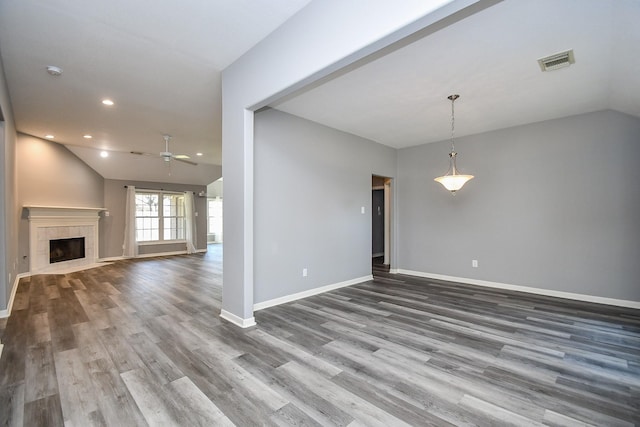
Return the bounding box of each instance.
[0,0,311,185]
[1,0,639,186]
[273,0,640,148]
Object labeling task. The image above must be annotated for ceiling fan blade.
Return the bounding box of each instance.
[63,136,197,166]
[173,157,198,166]
[61,142,154,157]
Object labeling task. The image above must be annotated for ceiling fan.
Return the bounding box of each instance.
[130,134,197,166]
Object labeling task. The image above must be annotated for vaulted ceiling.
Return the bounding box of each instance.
[272,0,640,147]
[0,0,311,184]
[1,0,638,185]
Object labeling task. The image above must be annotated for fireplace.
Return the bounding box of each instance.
[50,237,86,264]
[26,206,104,273]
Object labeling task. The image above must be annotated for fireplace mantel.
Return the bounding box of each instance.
[25,206,105,273]
[26,205,105,218]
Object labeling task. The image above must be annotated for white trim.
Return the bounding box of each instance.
[136,250,187,259]
[99,256,126,262]
[397,269,640,310]
[243,108,255,319]
[26,206,102,274]
[220,309,256,328]
[101,249,205,262]
[253,275,373,311]
[389,268,399,274]
[0,272,28,319]
[383,180,391,266]
[137,240,187,246]
[23,205,104,212]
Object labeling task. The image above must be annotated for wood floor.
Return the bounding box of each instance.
[1,245,639,426]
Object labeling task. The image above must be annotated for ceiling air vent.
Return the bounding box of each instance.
[537,49,575,72]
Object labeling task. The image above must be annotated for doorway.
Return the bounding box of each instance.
[372,175,391,274]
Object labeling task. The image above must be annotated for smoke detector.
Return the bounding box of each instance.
[537,49,575,72]
[46,65,63,76]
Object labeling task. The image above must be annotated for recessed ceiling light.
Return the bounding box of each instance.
[45,134,55,139]
[196,152,203,156]
[46,65,63,76]
[100,151,109,158]
[102,99,114,106]
[83,134,93,139]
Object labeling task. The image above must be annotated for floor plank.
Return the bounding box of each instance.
[0,244,639,426]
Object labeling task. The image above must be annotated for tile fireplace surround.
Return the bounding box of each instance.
[26,206,104,274]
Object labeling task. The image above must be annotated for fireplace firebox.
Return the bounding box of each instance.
[50,237,86,264]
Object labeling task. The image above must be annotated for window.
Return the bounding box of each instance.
[163,194,185,240]
[208,197,223,242]
[135,191,185,243]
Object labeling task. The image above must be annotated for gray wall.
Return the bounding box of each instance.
[221,0,480,320]
[254,109,396,304]
[101,179,208,258]
[397,110,640,302]
[17,134,104,273]
[0,47,19,310]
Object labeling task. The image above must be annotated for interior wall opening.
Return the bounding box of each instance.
[372,175,391,274]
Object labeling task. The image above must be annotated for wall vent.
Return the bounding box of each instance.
[537,49,575,72]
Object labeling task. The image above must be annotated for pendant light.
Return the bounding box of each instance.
[434,94,474,194]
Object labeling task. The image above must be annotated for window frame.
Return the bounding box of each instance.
[135,190,186,245]
[207,197,223,240]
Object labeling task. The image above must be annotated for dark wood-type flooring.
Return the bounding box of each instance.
[1,244,639,426]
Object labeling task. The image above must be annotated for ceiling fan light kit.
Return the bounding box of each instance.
[158,134,197,165]
[434,94,474,195]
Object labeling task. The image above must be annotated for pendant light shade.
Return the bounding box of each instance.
[434,94,474,195]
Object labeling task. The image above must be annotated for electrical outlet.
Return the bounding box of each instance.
[472,260,478,268]
[361,206,365,214]
[302,268,308,277]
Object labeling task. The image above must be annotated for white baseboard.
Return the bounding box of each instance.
[220,309,256,328]
[397,269,640,310]
[0,272,30,319]
[99,256,125,262]
[253,275,373,311]
[137,250,187,259]
[389,268,399,274]
[101,248,206,262]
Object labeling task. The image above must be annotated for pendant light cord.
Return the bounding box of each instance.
[450,96,456,153]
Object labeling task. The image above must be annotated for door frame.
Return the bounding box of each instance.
[372,175,393,268]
